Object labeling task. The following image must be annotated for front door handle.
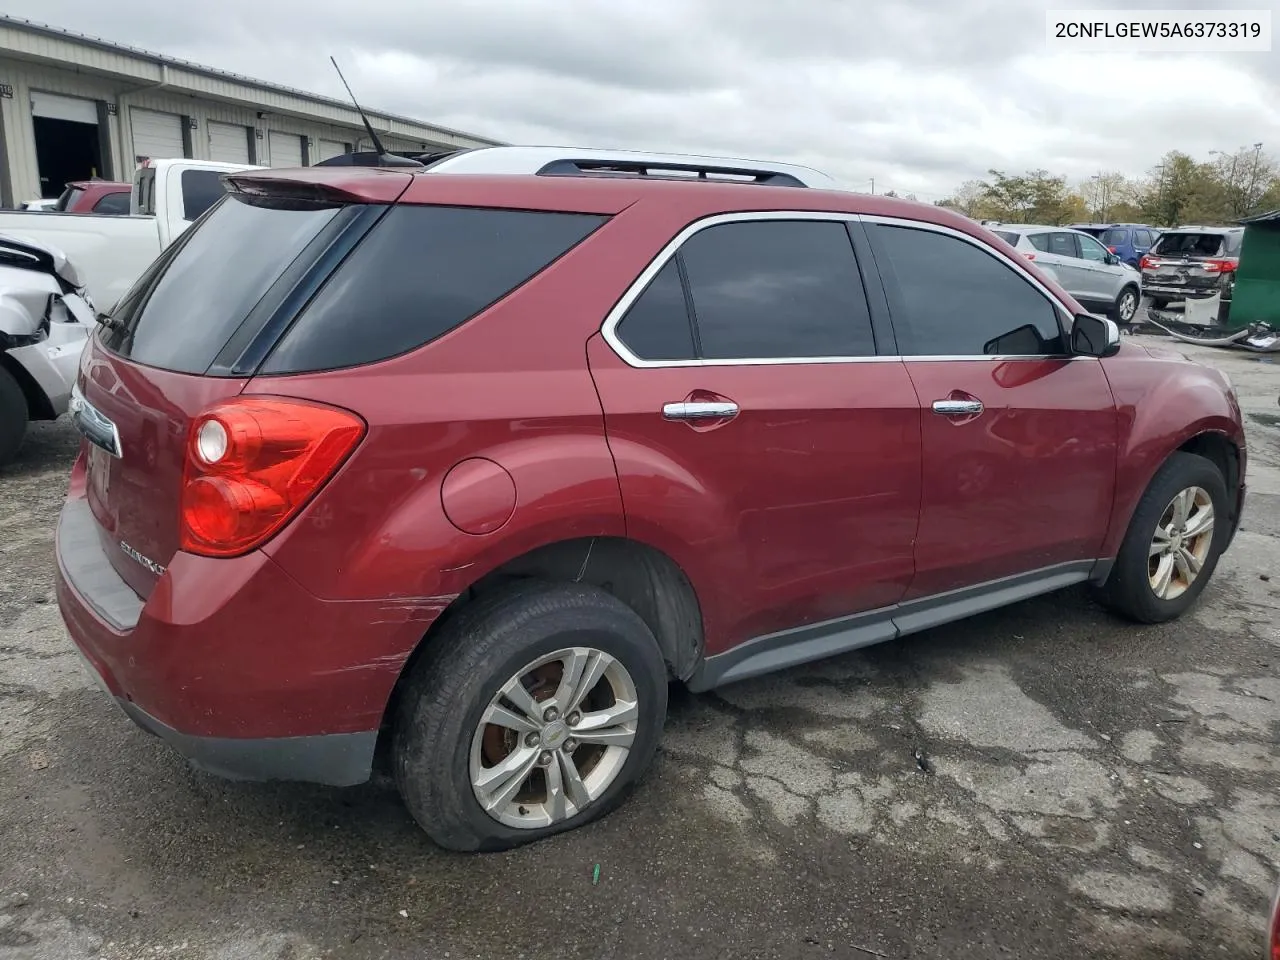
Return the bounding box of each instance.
[663,401,739,421]
[932,399,984,416]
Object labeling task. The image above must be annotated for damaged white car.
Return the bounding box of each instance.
[0,234,97,466]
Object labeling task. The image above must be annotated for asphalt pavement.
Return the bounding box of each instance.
[1,334,1277,960]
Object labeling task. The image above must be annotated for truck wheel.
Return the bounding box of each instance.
[393,580,668,852]
[1094,452,1229,624]
[0,367,29,467]
[1111,286,1140,325]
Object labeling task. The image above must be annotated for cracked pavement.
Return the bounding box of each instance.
[1,335,1278,959]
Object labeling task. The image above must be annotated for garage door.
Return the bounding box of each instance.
[268,131,304,167]
[131,108,185,162]
[208,121,250,164]
[316,139,350,162]
[31,91,98,124]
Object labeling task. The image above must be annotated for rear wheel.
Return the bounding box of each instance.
[393,581,668,851]
[0,367,29,467]
[1095,452,1229,623]
[1112,286,1140,325]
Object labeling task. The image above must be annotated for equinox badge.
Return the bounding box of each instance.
[119,541,166,577]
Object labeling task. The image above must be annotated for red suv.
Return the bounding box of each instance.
[57,150,1246,852]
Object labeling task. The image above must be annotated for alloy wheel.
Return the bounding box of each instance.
[1119,290,1138,322]
[1148,485,1214,600]
[469,647,638,829]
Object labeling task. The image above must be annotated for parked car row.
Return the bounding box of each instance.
[51,146,1245,855]
[991,224,1143,324]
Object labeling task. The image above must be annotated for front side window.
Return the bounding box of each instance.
[870,224,1064,357]
[1078,235,1109,262]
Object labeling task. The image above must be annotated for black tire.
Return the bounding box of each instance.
[393,580,668,852]
[1111,285,1140,325]
[1094,452,1229,624]
[0,366,29,467]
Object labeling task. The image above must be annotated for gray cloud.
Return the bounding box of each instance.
[6,0,1278,199]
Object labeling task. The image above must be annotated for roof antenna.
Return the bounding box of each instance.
[322,56,422,168]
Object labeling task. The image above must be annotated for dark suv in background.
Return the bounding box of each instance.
[1069,222,1161,268]
[1140,226,1244,316]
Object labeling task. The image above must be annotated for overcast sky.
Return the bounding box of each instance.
[7,0,1278,199]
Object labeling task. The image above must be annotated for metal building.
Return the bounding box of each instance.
[0,16,502,206]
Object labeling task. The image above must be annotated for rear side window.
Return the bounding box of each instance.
[614,219,876,362]
[870,224,1064,356]
[181,169,229,221]
[680,220,875,360]
[1048,233,1078,257]
[101,196,344,371]
[1101,229,1127,246]
[615,260,696,361]
[93,191,131,215]
[1028,233,1051,253]
[261,206,606,374]
[1153,232,1224,257]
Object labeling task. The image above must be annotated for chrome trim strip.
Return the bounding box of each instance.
[598,210,1084,370]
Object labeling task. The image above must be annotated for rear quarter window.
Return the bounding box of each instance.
[992,231,1021,246]
[261,206,607,374]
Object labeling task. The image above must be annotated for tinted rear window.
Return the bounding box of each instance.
[181,169,229,221]
[55,186,83,212]
[101,196,344,372]
[93,191,131,215]
[1152,232,1225,257]
[261,206,606,374]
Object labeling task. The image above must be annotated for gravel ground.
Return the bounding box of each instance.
[1,334,1277,960]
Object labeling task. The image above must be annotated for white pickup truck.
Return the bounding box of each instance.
[0,159,260,313]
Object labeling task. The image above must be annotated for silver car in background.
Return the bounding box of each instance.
[990,225,1143,325]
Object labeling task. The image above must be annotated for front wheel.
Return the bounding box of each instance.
[0,366,29,467]
[393,581,668,852]
[1094,452,1229,623]
[1112,286,1140,325]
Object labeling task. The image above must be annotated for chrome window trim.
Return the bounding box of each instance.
[599,210,1086,369]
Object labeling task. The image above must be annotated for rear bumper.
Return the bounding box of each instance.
[55,492,448,785]
[117,698,376,786]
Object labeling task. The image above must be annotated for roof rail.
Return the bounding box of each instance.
[419,146,838,189]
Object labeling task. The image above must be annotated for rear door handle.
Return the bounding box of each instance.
[932,399,984,416]
[663,401,739,421]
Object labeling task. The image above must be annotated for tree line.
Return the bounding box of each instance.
[937,144,1279,227]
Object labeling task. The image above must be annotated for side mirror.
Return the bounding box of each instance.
[1071,313,1121,358]
[1104,252,1120,265]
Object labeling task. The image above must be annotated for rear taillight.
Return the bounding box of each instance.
[1140,254,1155,270]
[1203,258,1237,273]
[1270,886,1280,960]
[180,397,365,558]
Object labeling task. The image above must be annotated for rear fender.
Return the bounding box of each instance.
[264,429,627,602]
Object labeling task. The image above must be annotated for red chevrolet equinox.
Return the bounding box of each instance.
[57,148,1246,852]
